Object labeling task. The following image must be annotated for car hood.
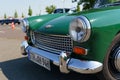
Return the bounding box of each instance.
[27,13,67,30]
[29,6,120,35]
[35,15,76,35]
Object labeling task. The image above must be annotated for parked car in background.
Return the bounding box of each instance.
[12,19,21,24]
[53,8,70,13]
[0,20,2,24]
[53,8,75,14]
[0,19,20,25]
[21,0,120,80]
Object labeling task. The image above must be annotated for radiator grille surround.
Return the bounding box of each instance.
[30,31,73,54]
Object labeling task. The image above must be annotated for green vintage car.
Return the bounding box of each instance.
[21,0,120,80]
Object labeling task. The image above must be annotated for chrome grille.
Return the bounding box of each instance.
[31,32,73,54]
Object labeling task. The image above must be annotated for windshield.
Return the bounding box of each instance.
[94,0,120,8]
[97,0,120,4]
[73,0,120,10]
[108,0,120,3]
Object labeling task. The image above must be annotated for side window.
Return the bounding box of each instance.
[54,9,63,13]
[65,9,70,13]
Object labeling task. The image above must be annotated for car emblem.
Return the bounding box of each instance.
[45,25,52,29]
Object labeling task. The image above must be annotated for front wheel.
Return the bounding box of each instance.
[100,33,120,80]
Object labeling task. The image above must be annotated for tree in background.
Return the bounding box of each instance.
[45,5,56,14]
[14,10,18,18]
[72,0,95,10]
[22,13,25,18]
[78,0,95,9]
[76,3,80,12]
[28,6,33,16]
[4,13,7,19]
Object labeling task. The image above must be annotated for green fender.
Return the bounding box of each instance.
[80,6,120,62]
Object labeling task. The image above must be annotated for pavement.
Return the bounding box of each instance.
[0,25,99,80]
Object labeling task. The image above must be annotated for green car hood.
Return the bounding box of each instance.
[35,6,120,36]
[27,13,67,30]
[36,15,75,35]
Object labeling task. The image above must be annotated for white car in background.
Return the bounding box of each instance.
[53,8,75,14]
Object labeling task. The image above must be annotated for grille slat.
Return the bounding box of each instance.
[31,32,73,54]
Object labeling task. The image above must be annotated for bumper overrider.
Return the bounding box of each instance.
[21,41,103,74]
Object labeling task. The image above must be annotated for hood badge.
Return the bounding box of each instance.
[45,25,52,29]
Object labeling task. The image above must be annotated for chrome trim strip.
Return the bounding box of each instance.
[34,32,71,37]
[45,25,53,29]
[30,31,36,44]
[21,41,103,74]
[79,16,91,42]
[21,19,29,33]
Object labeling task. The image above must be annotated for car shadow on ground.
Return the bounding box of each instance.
[0,57,99,80]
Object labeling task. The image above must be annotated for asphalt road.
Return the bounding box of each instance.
[0,25,99,80]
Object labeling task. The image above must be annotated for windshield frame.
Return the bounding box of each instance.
[94,0,108,8]
[94,0,120,8]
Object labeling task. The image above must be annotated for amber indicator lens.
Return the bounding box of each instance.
[24,36,29,40]
[73,47,86,55]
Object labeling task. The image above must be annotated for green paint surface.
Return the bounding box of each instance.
[26,6,120,63]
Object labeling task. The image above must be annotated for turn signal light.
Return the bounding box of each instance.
[73,47,87,55]
[24,36,29,40]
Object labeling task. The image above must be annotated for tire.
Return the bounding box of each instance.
[98,33,120,80]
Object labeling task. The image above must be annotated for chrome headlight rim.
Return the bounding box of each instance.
[30,31,36,45]
[21,18,29,32]
[69,16,91,43]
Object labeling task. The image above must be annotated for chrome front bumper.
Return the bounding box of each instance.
[21,41,103,74]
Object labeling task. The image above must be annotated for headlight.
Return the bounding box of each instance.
[69,16,91,42]
[21,18,29,32]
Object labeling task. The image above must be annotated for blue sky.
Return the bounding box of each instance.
[0,0,76,18]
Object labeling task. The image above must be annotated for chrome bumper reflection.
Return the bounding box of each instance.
[21,41,103,74]
[21,41,29,55]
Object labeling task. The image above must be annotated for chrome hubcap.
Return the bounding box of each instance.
[114,49,120,72]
